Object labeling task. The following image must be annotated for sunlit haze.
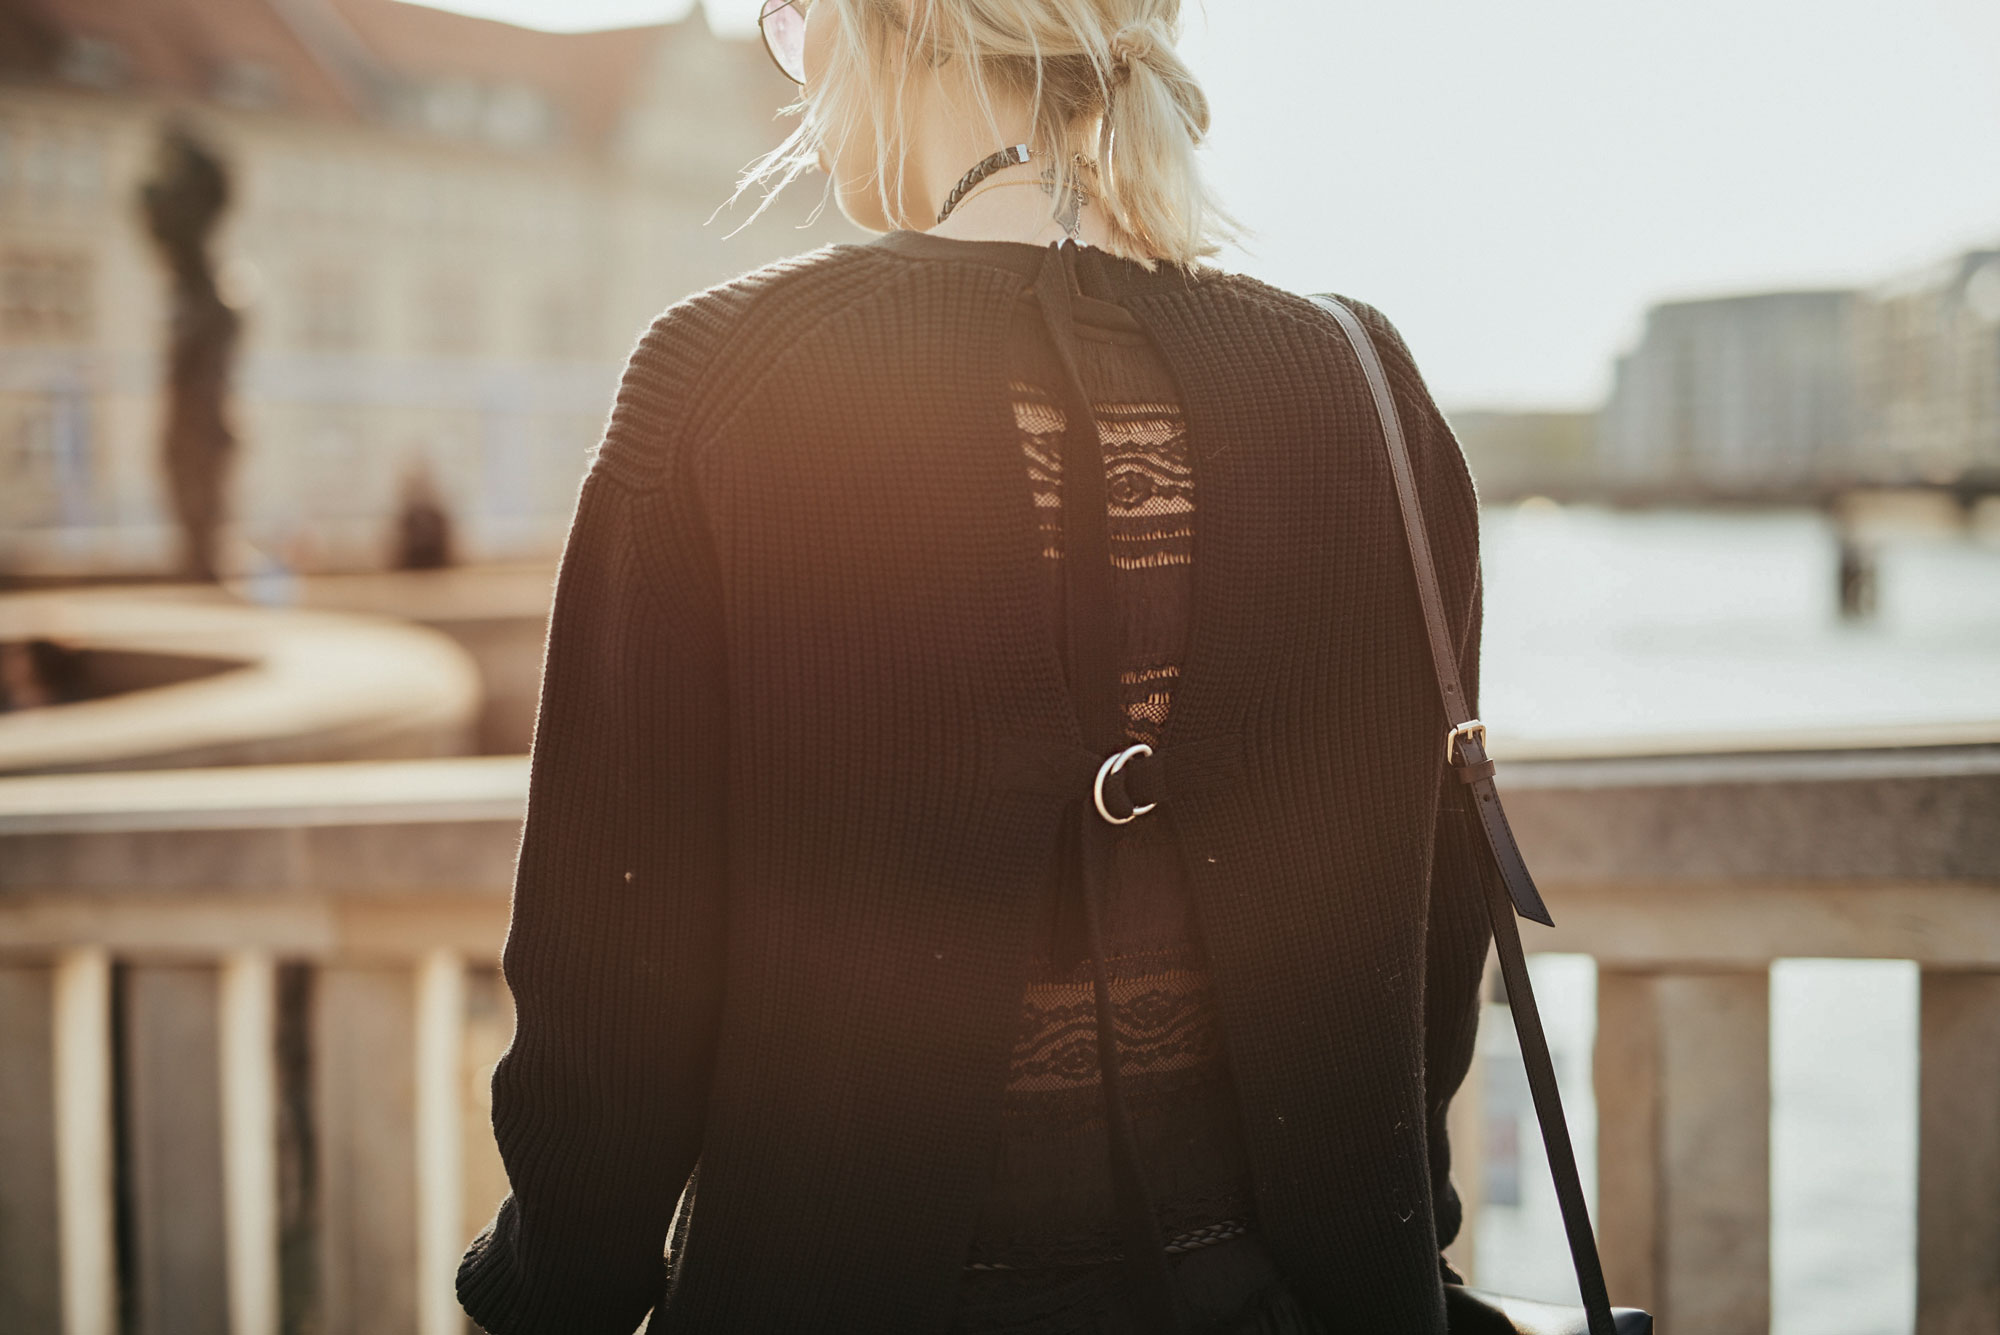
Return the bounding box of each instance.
[396,0,1997,408]
[5,5,1996,1328]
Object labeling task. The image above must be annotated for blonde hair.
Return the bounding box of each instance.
[732,0,1237,270]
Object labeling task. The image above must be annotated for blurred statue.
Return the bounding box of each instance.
[1837,536,1877,621]
[141,125,240,582]
[394,462,455,570]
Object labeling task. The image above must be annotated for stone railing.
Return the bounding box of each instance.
[1493,740,2000,1333]
[0,742,1994,1334]
[0,758,523,1335]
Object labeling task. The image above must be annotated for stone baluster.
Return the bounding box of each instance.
[54,947,120,1335]
[416,948,467,1335]
[220,951,281,1335]
[1594,967,1771,1333]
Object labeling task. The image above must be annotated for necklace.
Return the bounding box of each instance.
[939,151,1091,240]
[935,144,1032,225]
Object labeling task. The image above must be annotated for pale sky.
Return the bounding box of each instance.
[412,0,2000,409]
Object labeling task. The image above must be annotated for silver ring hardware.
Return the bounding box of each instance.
[1092,742,1157,824]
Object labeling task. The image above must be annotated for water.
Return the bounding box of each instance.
[1769,961,1919,1335]
[1479,504,2000,749]
[1462,504,1994,1331]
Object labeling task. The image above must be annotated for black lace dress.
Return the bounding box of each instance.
[938,237,1329,1335]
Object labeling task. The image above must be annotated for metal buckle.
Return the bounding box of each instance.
[1446,718,1488,767]
[1093,742,1157,824]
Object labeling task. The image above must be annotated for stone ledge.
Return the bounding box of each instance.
[0,756,527,834]
[0,588,482,774]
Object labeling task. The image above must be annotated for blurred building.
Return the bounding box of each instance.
[0,0,854,578]
[1858,248,2000,489]
[1599,290,1861,500]
[1445,409,1598,504]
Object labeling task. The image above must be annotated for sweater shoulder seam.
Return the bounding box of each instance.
[684,255,1012,476]
[589,244,891,491]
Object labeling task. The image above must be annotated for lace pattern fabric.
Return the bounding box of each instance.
[958,279,1260,1317]
[1013,377,1194,749]
[1007,957,1223,1100]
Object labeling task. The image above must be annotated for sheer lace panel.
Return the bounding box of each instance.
[1012,379,1193,747]
[961,291,1258,1308]
[1008,956,1225,1099]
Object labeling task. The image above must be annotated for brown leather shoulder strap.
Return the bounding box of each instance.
[1313,298,1473,729]
[1307,295,1553,927]
[1308,294,1621,1335]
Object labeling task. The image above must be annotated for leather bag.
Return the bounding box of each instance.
[1308,295,1652,1335]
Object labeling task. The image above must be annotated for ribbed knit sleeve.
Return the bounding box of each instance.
[1422,566,1490,1257]
[457,331,731,1333]
[1346,299,1492,1261]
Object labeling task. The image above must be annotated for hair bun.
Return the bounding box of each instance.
[1108,24,1158,81]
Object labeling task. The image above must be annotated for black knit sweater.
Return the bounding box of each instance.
[458,229,1493,1335]
[957,244,1264,1333]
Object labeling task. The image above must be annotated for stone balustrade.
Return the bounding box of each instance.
[0,758,522,1335]
[0,742,1995,1334]
[1498,743,2000,1333]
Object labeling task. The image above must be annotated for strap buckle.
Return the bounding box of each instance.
[1446,718,1488,767]
[1093,743,1157,824]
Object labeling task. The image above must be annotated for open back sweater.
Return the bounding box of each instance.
[457,229,1493,1335]
[954,239,1274,1334]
